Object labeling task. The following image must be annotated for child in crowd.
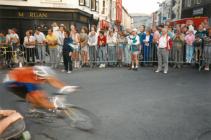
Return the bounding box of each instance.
[194,34,203,63]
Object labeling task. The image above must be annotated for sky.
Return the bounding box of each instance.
[122,0,165,15]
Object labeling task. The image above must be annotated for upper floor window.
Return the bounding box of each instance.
[91,0,98,11]
[102,0,106,14]
[85,0,90,7]
[79,0,85,6]
[186,0,192,7]
[41,0,63,2]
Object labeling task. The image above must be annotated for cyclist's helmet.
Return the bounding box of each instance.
[33,66,55,79]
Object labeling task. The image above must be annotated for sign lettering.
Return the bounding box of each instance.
[18,11,48,18]
[18,12,24,17]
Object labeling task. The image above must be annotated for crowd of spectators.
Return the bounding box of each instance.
[0,20,211,74]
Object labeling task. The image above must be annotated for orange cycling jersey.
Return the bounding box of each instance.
[9,67,45,84]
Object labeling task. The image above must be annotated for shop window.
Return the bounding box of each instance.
[79,0,85,6]
[196,0,201,4]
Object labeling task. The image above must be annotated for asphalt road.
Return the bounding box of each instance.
[1,67,211,140]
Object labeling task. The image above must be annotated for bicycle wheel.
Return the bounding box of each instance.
[62,105,99,131]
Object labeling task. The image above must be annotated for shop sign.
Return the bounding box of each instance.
[193,8,204,16]
[18,11,48,18]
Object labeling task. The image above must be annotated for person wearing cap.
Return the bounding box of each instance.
[185,29,195,63]
[127,28,140,70]
[34,27,46,64]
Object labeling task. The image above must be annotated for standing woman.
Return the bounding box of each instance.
[142,30,153,66]
[23,30,36,65]
[128,28,140,70]
[117,31,127,67]
[185,29,195,63]
[70,24,80,69]
[88,26,98,68]
[107,30,117,67]
[62,30,73,73]
[79,26,89,67]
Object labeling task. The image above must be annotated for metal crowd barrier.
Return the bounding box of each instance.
[0,43,210,69]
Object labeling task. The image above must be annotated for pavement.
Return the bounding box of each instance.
[0,67,211,140]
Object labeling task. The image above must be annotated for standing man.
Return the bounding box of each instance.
[34,27,46,64]
[138,25,146,65]
[46,28,58,68]
[155,28,171,74]
[56,24,65,68]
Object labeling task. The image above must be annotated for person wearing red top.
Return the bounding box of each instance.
[97,31,107,68]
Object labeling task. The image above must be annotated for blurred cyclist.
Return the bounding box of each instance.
[3,66,78,110]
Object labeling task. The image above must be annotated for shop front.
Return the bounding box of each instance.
[181,4,211,25]
[0,5,97,43]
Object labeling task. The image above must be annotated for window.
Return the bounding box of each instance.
[42,0,62,2]
[196,0,201,4]
[102,0,105,14]
[79,0,85,6]
[91,0,96,11]
[186,0,191,7]
[96,0,99,12]
[85,0,90,7]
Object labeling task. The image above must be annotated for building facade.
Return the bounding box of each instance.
[131,14,151,29]
[181,0,211,24]
[0,0,99,42]
[98,0,123,30]
[172,0,182,20]
[122,6,132,29]
[157,0,173,25]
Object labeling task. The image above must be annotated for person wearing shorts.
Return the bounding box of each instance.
[128,28,140,70]
[3,66,78,110]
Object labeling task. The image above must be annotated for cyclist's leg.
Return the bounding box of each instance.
[26,90,55,110]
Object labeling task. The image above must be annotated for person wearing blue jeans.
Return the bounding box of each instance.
[107,30,117,67]
[185,30,195,63]
[97,31,107,68]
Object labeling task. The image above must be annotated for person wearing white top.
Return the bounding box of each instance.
[23,30,36,64]
[34,28,46,63]
[55,24,65,68]
[155,28,170,74]
[107,30,117,66]
[128,28,140,70]
[88,26,98,68]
